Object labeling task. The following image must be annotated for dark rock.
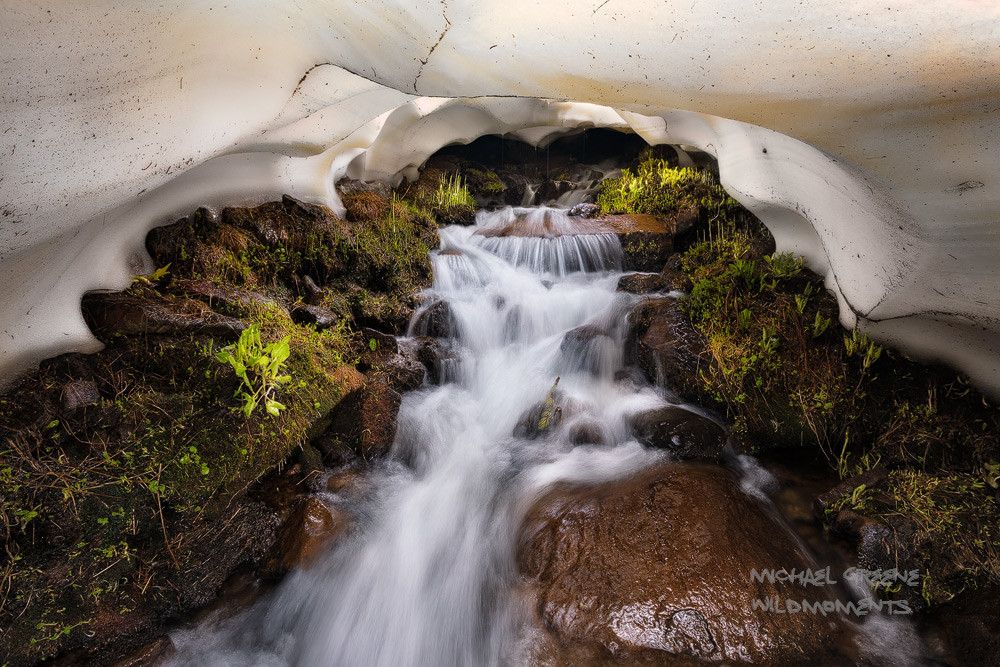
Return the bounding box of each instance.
[514,403,564,440]
[513,385,579,440]
[291,304,338,331]
[675,204,699,237]
[174,499,280,610]
[660,267,694,292]
[410,300,457,339]
[82,292,246,341]
[171,278,277,315]
[617,270,693,294]
[567,420,605,446]
[517,463,851,665]
[336,178,393,200]
[60,379,99,413]
[145,207,218,265]
[311,434,358,469]
[281,194,333,219]
[630,406,728,462]
[106,636,176,667]
[617,272,670,294]
[409,336,459,385]
[535,180,575,203]
[361,327,398,356]
[375,353,425,392]
[261,496,351,576]
[812,466,889,517]
[625,297,710,401]
[927,586,1000,666]
[559,324,617,376]
[828,509,897,572]
[255,464,309,520]
[322,379,402,460]
[567,202,599,218]
[301,274,324,304]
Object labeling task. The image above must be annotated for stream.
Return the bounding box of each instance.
[166,203,926,666]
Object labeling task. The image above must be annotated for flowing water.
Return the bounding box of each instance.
[167,205,924,666]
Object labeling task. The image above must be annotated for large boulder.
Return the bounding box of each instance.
[517,463,852,664]
[625,297,711,402]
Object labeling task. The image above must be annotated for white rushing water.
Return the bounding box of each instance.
[165,203,930,666]
[166,206,671,666]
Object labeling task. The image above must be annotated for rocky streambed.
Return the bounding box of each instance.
[1,133,998,666]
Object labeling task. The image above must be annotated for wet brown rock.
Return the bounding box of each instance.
[408,336,458,385]
[81,292,246,341]
[322,379,402,460]
[625,298,710,402]
[630,406,728,462]
[411,300,457,338]
[518,464,851,665]
[375,353,426,392]
[264,496,352,575]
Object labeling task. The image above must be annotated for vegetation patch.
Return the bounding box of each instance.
[0,192,434,664]
[673,183,1000,605]
[828,469,1000,606]
[595,151,740,221]
[398,168,477,225]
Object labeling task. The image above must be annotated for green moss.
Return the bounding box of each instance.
[463,167,506,196]
[595,153,738,219]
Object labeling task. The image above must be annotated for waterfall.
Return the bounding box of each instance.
[165,203,924,666]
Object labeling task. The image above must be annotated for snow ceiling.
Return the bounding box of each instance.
[2,1,999,395]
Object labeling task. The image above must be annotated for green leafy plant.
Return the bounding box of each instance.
[763,252,802,279]
[811,312,832,338]
[132,263,171,286]
[537,377,561,430]
[214,324,292,417]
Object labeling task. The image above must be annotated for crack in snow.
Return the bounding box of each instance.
[413,0,452,93]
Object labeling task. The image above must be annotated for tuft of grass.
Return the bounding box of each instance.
[399,169,477,225]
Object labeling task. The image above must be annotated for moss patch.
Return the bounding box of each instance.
[595,151,739,221]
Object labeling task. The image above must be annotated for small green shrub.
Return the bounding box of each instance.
[214,324,292,417]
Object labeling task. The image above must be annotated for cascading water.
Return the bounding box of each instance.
[166,202,924,666]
